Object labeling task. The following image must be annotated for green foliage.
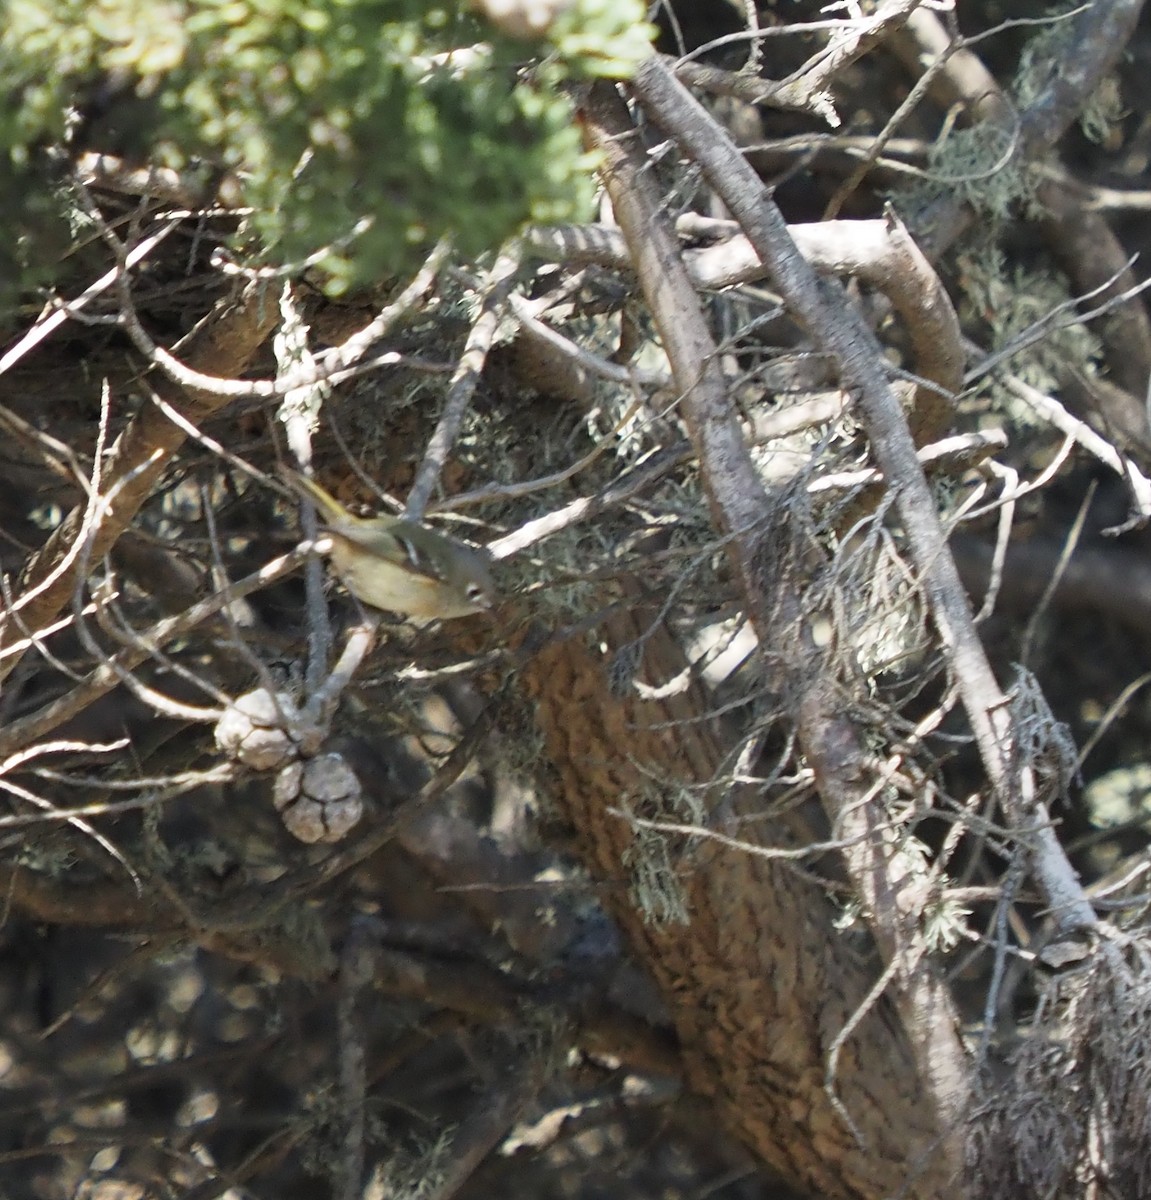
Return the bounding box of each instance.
[908,119,1038,227]
[956,243,1101,399]
[1010,4,1083,114]
[0,0,652,292]
[624,821,691,926]
[619,781,704,927]
[1011,4,1126,147]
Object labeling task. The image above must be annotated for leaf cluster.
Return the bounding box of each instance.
[0,0,652,291]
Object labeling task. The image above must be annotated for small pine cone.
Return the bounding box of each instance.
[214,689,303,772]
[273,753,363,844]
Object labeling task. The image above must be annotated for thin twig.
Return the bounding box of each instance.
[629,54,1097,939]
[406,241,521,519]
[0,546,311,760]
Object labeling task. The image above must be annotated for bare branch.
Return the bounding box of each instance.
[629,53,1097,941]
[405,241,521,518]
[584,75,967,1191]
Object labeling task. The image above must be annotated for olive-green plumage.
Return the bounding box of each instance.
[284,470,494,621]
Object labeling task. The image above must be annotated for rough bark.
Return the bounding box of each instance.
[525,611,957,1200]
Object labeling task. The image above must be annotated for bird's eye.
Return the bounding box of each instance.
[466,582,487,605]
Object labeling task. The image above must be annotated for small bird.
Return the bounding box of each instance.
[283,469,494,621]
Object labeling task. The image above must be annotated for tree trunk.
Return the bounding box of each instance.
[526,605,961,1200]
